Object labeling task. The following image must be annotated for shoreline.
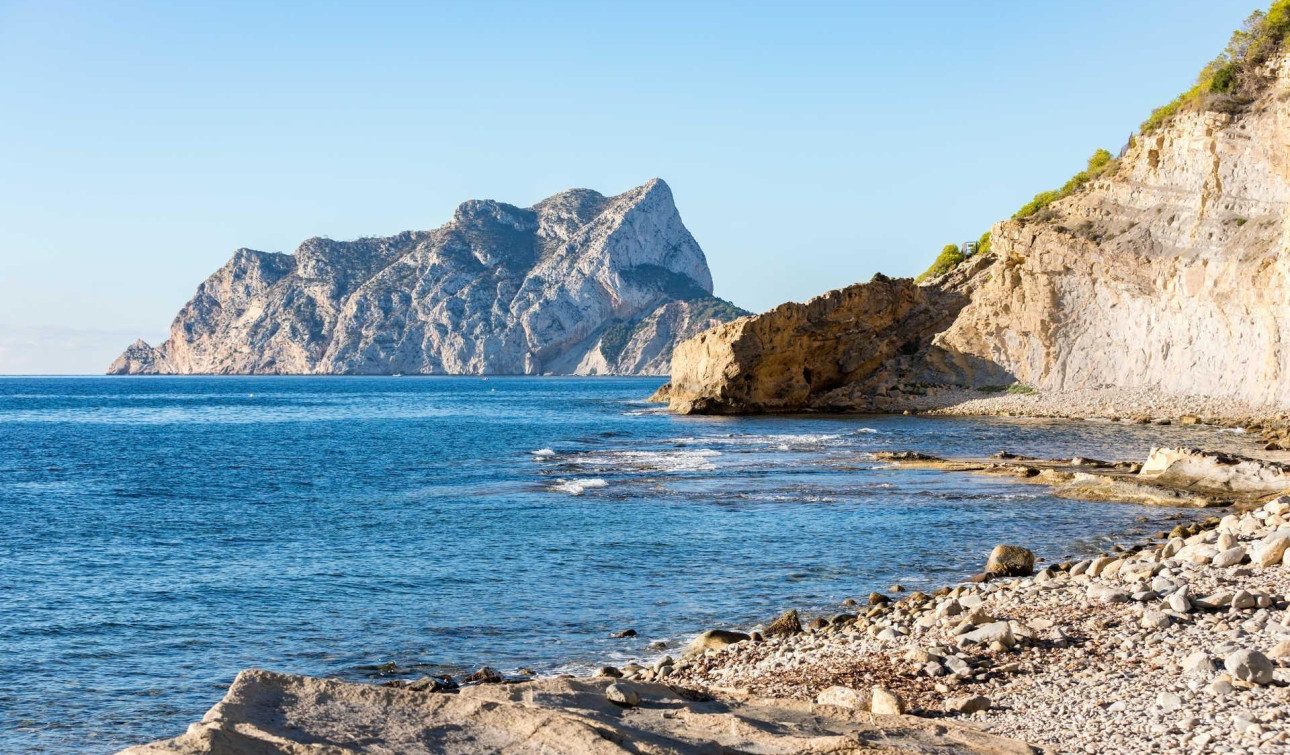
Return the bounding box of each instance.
[901,387,1290,452]
[655,383,1290,452]
[116,415,1290,754]
[665,499,1290,753]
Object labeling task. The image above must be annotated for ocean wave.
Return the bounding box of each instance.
[621,407,668,416]
[531,448,556,457]
[669,433,848,448]
[550,478,610,495]
[560,449,721,473]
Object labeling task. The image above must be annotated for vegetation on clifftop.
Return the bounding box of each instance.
[915,231,991,282]
[915,2,1290,284]
[1143,1,1290,133]
[1014,149,1117,220]
[598,296,747,363]
[917,244,965,282]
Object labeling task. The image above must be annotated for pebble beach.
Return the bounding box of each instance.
[655,501,1290,754]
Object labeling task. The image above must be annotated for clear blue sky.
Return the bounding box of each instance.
[0,0,1253,373]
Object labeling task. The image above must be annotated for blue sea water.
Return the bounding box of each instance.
[0,376,1252,754]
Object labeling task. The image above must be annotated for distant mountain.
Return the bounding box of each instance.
[109,179,745,376]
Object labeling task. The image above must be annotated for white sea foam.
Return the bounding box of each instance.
[562,449,721,473]
[531,448,556,457]
[550,478,610,495]
[622,407,668,416]
[670,433,846,448]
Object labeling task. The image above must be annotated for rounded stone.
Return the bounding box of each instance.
[870,686,906,715]
[985,545,1035,577]
[605,682,640,707]
[1224,649,1274,685]
[945,695,991,714]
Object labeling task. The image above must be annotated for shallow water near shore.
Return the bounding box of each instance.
[0,376,1259,754]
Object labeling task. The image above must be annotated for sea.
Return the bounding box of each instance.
[0,376,1253,753]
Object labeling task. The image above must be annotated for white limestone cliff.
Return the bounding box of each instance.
[928,55,1290,407]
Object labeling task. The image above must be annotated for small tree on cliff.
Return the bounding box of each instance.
[916,244,965,282]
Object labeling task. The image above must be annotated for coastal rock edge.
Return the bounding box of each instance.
[118,670,1035,754]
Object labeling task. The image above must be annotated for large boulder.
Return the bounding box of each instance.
[985,545,1035,577]
[1256,535,1290,567]
[681,629,751,658]
[661,274,972,414]
[1139,448,1290,494]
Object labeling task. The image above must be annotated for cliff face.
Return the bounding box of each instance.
[931,56,1290,406]
[109,179,745,376]
[663,56,1290,414]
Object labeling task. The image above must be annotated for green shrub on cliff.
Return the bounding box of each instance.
[916,244,965,282]
[688,296,748,322]
[599,321,633,363]
[976,231,992,256]
[1013,149,1117,220]
[915,232,993,282]
[1014,190,1061,220]
[1143,1,1290,133]
[977,383,1035,395]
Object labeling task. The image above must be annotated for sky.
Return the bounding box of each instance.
[0,0,1256,373]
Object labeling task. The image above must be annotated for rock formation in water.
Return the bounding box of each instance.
[661,44,1290,414]
[108,179,744,376]
[657,274,969,414]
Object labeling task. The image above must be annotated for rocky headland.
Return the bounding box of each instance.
[108,179,744,376]
[656,44,1290,423]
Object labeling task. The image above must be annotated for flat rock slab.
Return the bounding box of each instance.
[119,670,1035,755]
[873,452,1232,508]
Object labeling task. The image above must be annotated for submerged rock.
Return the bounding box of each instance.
[464,666,503,684]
